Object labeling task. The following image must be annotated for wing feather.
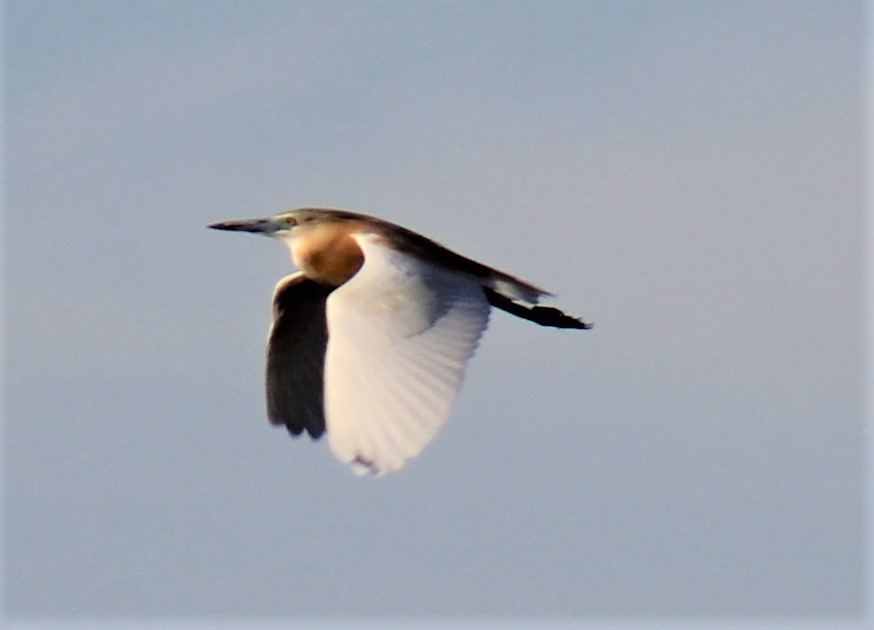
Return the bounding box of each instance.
[266,272,333,438]
[324,234,491,474]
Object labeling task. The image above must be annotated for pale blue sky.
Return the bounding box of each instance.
[2,1,869,628]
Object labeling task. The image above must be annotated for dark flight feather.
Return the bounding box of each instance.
[266,274,334,438]
[483,287,592,329]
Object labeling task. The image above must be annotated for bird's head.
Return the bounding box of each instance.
[209,208,373,284]
[208,208,354,240]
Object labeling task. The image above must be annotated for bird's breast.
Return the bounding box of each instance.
[291,227,365,287]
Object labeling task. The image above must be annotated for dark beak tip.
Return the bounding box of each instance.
[207,218,272,234]
[208,220,255,232]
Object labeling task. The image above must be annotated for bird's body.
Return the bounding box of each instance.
[210,208,590,475]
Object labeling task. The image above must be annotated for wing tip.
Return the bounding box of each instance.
[483,287,592,329]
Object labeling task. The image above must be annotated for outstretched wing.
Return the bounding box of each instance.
[324,234,491,475]
[266,272,334,438]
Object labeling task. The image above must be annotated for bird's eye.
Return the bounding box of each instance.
[284,216,297,227]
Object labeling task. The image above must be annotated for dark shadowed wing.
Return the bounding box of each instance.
[266,272,334,439]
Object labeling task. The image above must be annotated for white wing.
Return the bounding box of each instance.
[324,233,491,475]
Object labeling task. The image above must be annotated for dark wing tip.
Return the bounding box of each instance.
[483,287,592,329]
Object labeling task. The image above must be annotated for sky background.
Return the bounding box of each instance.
[2,1,869,629]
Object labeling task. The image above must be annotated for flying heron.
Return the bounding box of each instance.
[209,208,590,475]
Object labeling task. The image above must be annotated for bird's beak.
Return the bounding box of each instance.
[208,217,278,235]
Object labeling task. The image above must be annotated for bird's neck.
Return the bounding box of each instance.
[286,226,365,287]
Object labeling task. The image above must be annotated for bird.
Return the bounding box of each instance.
[209,208,590,475]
